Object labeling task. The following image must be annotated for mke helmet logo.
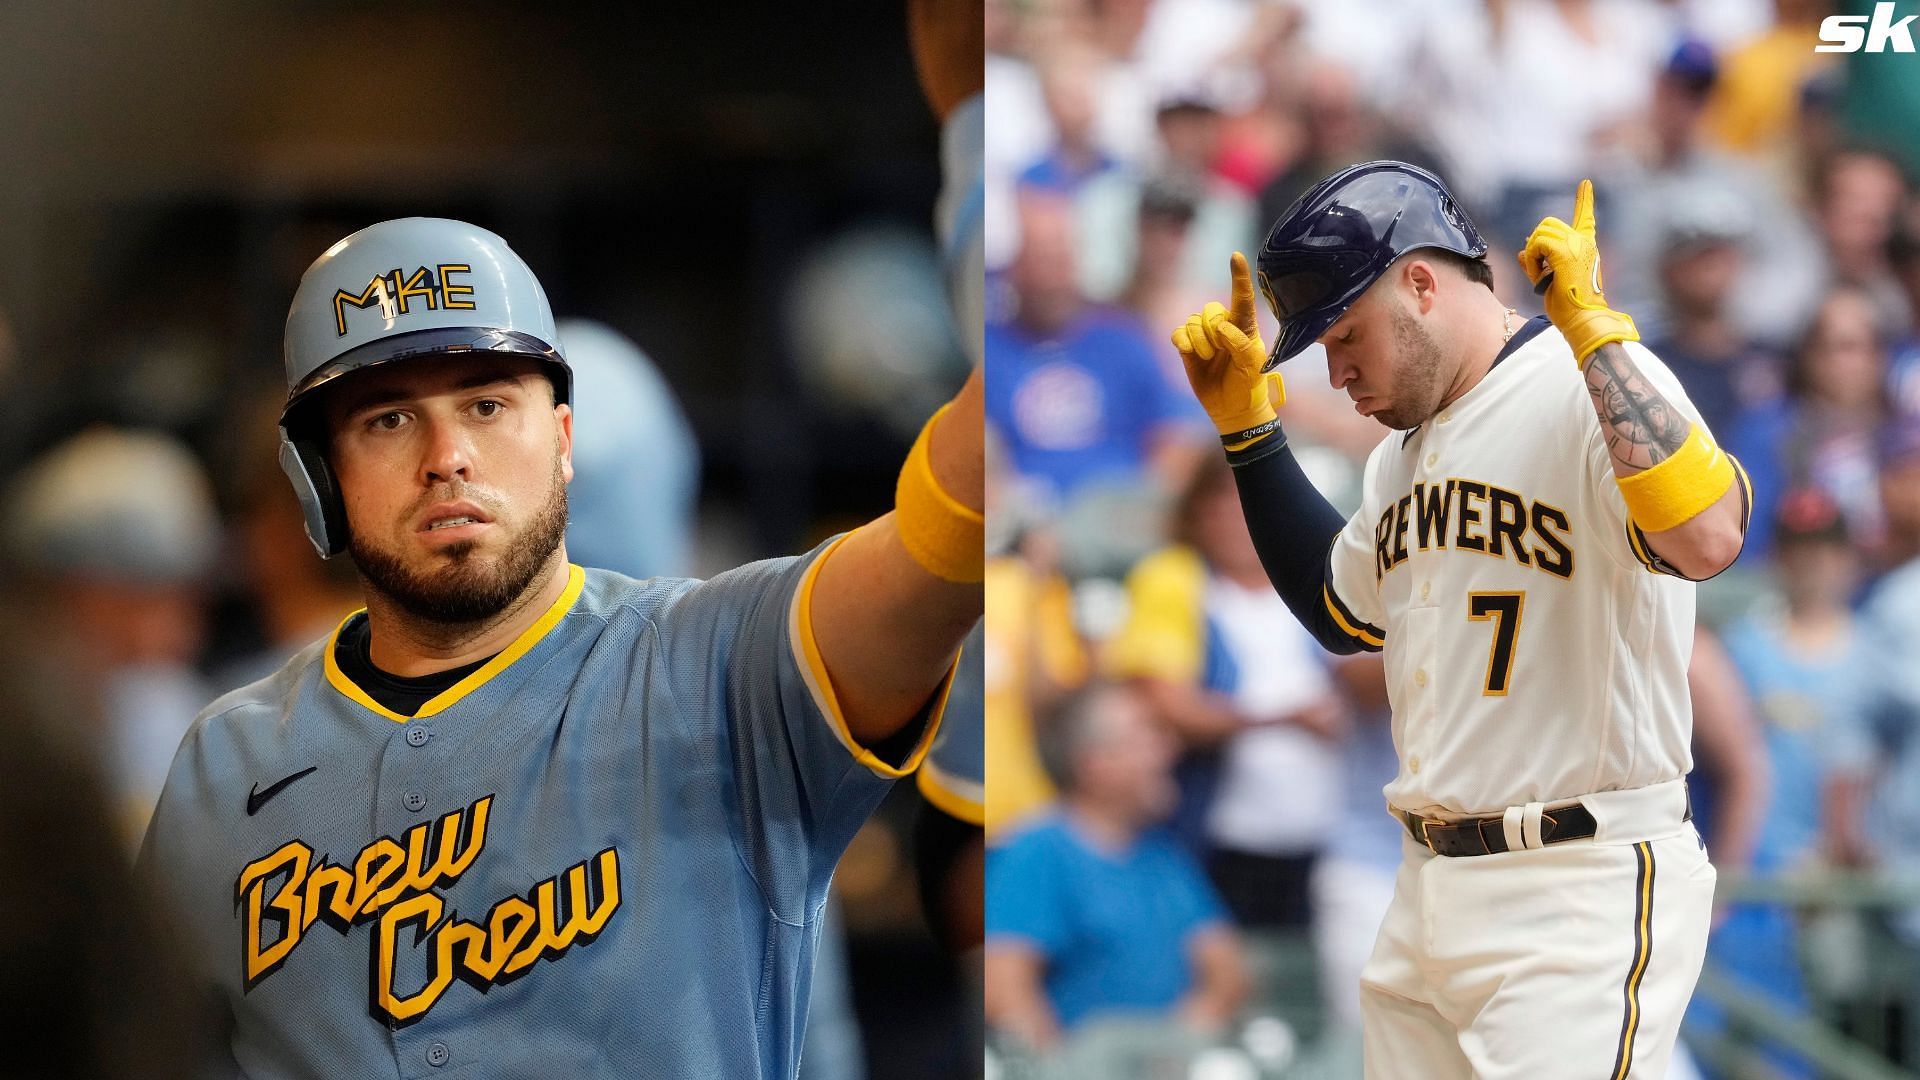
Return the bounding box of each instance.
[332,264,478,337]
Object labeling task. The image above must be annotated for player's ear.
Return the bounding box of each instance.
[1407,259,1439,314]
[554,402,574,484]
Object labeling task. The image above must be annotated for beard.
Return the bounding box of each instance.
[1372,305,1449,432]
[349,458,569,626]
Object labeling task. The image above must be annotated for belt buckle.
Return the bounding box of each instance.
[1419,817,1447,852]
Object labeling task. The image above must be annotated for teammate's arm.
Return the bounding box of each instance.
[1520,181,1749,580]
[1171,254,1382,654]
[809,369,984,746]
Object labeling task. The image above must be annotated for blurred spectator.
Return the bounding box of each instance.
[983,533,1086,838]
[1106,457,1347,931]
[1019,44,1119,195]
[1079,91,1259,304]
[1640,193,1783,437]
[1811,148,1911,331]
[984,190,1204,504]
[1691,489,1861,1077]
[0,640,211,1079]
[213,395,364,692]
[1309,652,1401,1038]
[1604,36,1826,346]
[1823,422,1920,1067]
[556,318,700,580]
[1699,0,1834,157]
[1114,172,1208,360]
[1401,0,1672,244]
[1884,223,1920,420]
[1826,421,1920,883]
[1728,286,1891,562]
[1256,57,1437,253]
[984,680,1249,1052]
[4,428,217,846]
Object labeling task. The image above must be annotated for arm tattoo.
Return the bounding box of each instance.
[1583,343,1689,473]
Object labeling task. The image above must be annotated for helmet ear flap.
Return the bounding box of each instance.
[278,434,348,559]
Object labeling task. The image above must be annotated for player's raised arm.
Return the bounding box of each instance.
[1519,180,1751,580]
[1168,253,1378,654]
[808,370,984,746]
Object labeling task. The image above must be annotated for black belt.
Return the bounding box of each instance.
[1400,800,1695,858]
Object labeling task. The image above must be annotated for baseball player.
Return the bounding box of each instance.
[1170,161,1751,1078]
[137,217,983,1079]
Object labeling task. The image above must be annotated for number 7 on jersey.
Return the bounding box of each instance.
[1466,591,1524,696]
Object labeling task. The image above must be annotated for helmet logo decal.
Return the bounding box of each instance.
[331,264,477,337]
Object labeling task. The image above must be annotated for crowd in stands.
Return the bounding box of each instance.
[981,0,1920,1075]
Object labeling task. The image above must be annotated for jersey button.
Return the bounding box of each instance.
[1414,668,1428,687]
[1438,412,1452,425]
[1420,581,1431,601]
[1424,452,1438,469]
[406,727,430,747]
[426,1042,450,1067]
[403,792,427,813]
[1409,756,1421,773]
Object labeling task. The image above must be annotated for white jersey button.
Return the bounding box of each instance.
[1409,756,1421,773]
[1420,581,1431,601]
[1425,453,1438,469]
[1438,412,1452,424]
[1415,668,1428,687]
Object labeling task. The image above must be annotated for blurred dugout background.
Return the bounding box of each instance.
[982,1,1920,1079]
[0,3,976,1078]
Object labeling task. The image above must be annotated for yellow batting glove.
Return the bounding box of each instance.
[1171,252,1287,451]
[1517,179,1639,367]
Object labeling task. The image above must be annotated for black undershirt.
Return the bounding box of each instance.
[335,615,495,717]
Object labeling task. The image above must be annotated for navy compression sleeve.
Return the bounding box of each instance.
[1227,434,1378,654]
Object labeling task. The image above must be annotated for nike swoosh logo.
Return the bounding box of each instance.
[247,767,318,816]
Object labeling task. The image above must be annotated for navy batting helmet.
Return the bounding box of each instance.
[1255,160,1486,369]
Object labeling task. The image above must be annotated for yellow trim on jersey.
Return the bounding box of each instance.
[917,760,985,826]
[324,564,587,723]
[1624,522,1660,575]
[790,529,948,780]
[1322,584,1385,648]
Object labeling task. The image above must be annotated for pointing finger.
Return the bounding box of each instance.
[1229,252,1257,332]
[1573,179,1595,234]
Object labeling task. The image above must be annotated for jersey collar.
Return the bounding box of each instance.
[1402,316,1554,448]
[323,564,587,723]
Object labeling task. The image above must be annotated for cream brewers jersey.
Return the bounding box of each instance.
[1320,318,1749,816]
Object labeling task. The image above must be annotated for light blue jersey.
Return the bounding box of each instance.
[139,539,945,1079]
[918,620,984,825]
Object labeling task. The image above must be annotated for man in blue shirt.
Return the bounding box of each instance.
[986,191,1205,504]
[985,680,1247,1051]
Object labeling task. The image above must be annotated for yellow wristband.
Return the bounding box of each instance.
[896,404,984,583]
[1615,424,1735,533]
